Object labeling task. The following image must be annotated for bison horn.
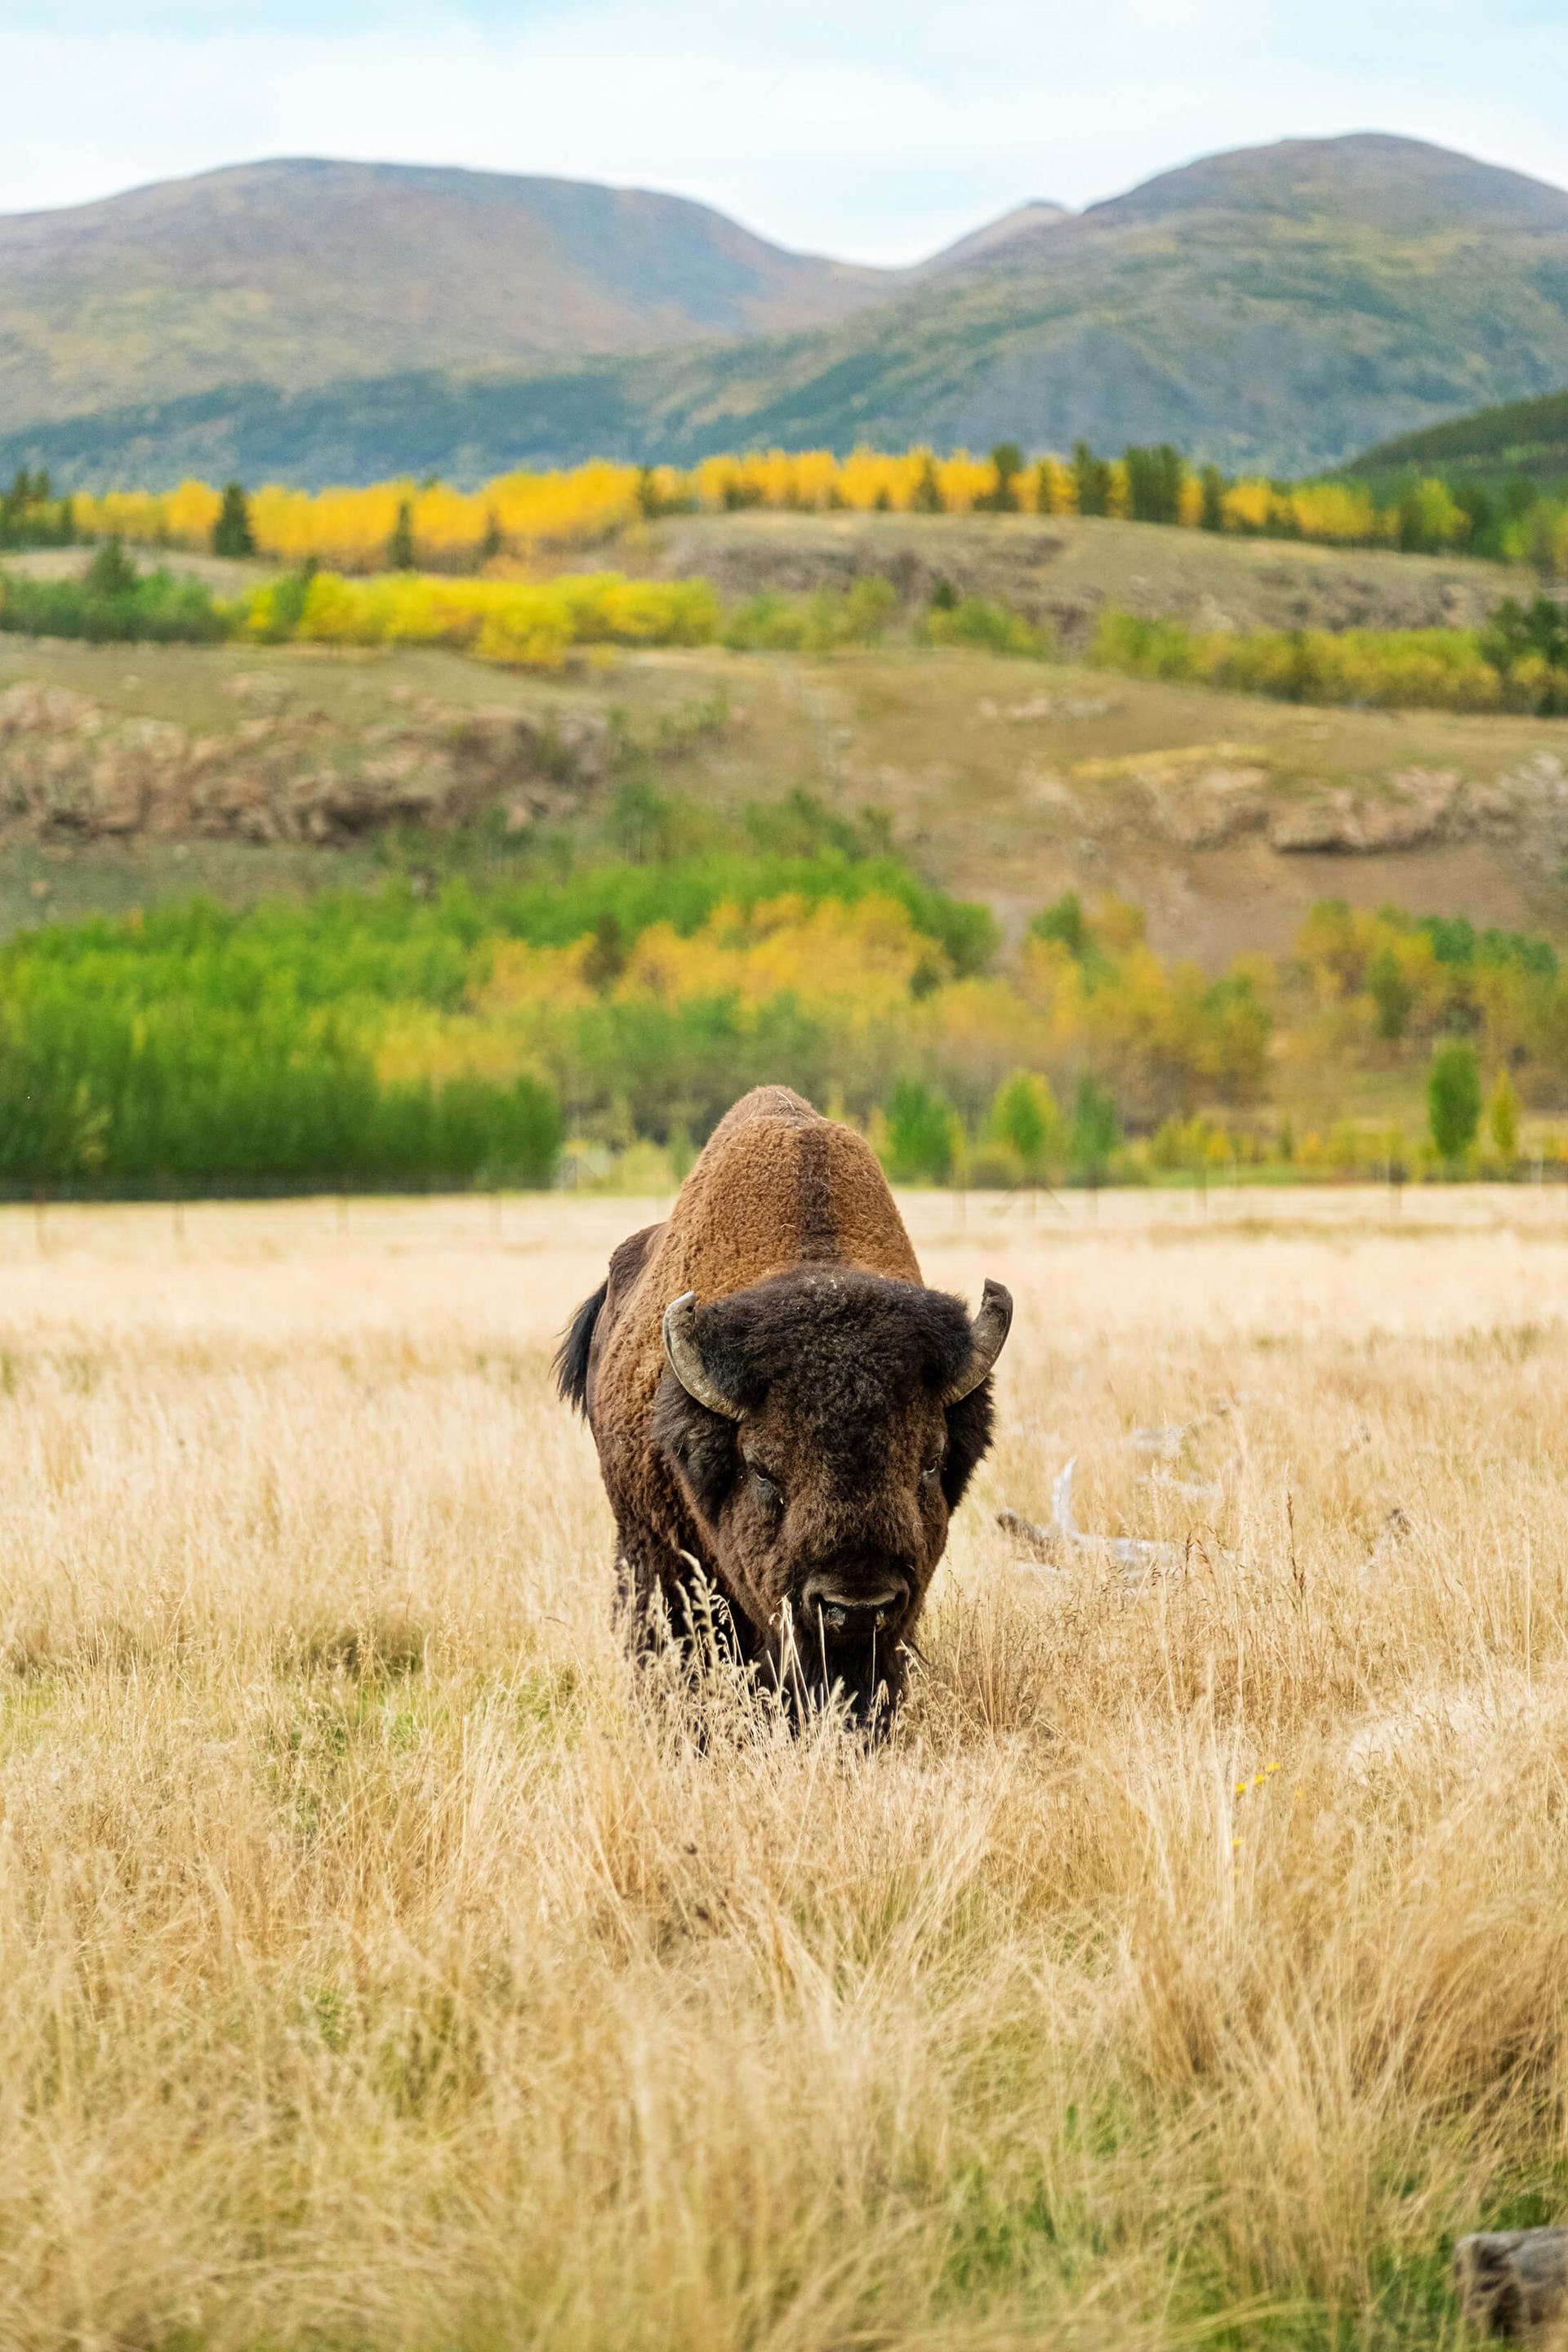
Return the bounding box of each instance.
[942,1278,1014,1405]
[662,1291,742,1419]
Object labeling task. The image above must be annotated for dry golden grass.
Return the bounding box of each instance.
[4,1186,1568,2349]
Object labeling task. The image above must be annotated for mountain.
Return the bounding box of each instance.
[7,134,1568,486]
[1352,385,1568,488]
[1089,131,1568,234]
[912,202,1073,276]
[0,158,889,433]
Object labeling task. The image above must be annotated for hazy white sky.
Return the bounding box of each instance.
[6,0,1568,261]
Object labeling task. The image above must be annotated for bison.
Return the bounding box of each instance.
[555,1085,1011,1723]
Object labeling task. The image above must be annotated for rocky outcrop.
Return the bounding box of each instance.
[1159,764,1272,848]
[1267,769,1463,853]
[1067,739,1568,859]
[0,679,613,844]
[1263,760,1568,855]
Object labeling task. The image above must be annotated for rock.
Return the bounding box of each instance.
[1162,765,1270,848]
[1269,771,1460,853]
[89,752,148,834]
[0,680,100,738]
[1500,751,1568,804]
[1454,2229,1568,2336]
[0,672,620,845]
[1267,795,1355,852]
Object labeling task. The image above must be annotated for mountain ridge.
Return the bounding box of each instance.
[7,134,1568,483]
[0,156,893,434]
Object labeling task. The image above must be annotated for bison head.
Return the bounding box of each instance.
[651,1267,1010,1718]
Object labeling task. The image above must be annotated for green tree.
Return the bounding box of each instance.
[1124,444,1184,524]
[82,537,140,598]
[212,481,255,559]
[980,443,1024,514]
[1396,475,1464,555]
[1073,442,1111,519]
[1070,1072,1118,1187]
[1428,1039,1481,1169]
[911,457,945,514]
[1368,946,1415,1042]
[388,498,416,571]
[1199,463,1226,532]
[883,1077,958,1184]
[1489,1068,1521,1168]
[581,911,627,991]
[990,1070,1061,1180]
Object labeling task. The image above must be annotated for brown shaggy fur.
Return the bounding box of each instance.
[557,1087,1005,1723]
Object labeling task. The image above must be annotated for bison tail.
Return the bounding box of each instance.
[554,1279,608,1416]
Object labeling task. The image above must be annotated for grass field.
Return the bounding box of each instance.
[2,1188,1566,2346]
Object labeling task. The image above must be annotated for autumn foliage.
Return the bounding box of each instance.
[67,446,1568,575]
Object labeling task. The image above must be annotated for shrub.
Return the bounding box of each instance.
[1091,607,1566,715]
[0,544,228,644]
[1428,1040,1481,1169]
[922,594,1051,658]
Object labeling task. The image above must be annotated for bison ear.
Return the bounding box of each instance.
[941,1279,1013,1405]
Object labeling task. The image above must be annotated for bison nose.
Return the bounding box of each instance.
[800,1567,911,1637]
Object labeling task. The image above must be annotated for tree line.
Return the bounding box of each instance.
[2,853,1565,1195]
[65,443,1568,577]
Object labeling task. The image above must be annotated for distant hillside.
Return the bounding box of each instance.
[911,202,1073,276]
[1353,386,1568,488]
[8,134,1568,485]
[0,158,890,433]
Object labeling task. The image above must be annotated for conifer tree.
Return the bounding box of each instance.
[388,498,416,572]
[212,481,255,559]
[911,456,945,514]
[1073,442,1111,519]
[982,443,1023,514]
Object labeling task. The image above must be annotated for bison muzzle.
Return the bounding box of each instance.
[555,1086,1012,1726]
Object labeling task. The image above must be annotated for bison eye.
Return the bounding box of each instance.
[747,1464,784,1512]
[920,1460,942,1492]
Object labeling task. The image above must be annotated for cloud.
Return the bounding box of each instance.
[1,0,1566,261]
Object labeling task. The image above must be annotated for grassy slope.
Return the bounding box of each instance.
[12,138,1568,486]
[627,508,1541,647]
[6,627,1567,966]
[1353,383,1568,488]
[2,510,1561,969]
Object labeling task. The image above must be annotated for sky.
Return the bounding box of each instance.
[5,0,1568,263]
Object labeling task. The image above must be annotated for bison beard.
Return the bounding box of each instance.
[553,1086,1011,1731]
